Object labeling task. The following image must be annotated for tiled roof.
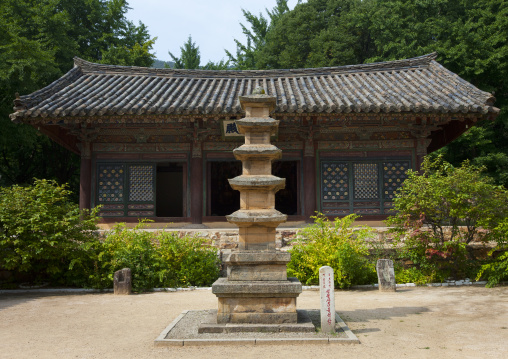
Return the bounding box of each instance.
[11,53,498,121]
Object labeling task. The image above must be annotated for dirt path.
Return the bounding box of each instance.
[0,286,506,359]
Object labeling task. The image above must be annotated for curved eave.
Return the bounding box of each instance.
[10,53,499,123]
[11,110,496,127]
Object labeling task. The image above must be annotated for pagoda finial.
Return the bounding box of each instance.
[252,87,265,95]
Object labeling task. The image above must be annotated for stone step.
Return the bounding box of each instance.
[198,310,315,334]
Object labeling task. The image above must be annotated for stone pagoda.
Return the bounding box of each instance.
[210,89,304,327]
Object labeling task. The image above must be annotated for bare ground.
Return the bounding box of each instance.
[0,286,506,359]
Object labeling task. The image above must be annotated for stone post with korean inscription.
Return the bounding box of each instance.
[319,266,335,333]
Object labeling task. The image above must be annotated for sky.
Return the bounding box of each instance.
[125,0,301,64]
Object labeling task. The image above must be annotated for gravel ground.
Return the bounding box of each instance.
[0,286,507,358]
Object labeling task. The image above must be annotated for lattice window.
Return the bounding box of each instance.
[128,165,154,202]
[321,162,349,201]
[320,159,411,215]
[97,164,125,203]
[353,163,379,199]
[383,161,410,199]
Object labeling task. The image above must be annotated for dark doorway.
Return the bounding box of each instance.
[209,161,241,216]
[273,160,299,215]
[156,163,183,217]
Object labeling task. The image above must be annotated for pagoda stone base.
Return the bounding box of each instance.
[224,250,290,281]
[212,277,302,324]
[198,309,315,334]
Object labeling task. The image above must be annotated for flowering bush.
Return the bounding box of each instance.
[476,218,508,287]
[387,157,508,281]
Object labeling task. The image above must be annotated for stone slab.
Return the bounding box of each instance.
[227,264,288,281]
[217,312,297,324]
[237,241,276,251]
[154,309,360,347]
[224,250,291,281]
[212,277,302,297]
[223,250,291,264]
[334,312,360,344]
[199,309,315,333]
[218,296,296,312]
[154,310,188,346]
[237,226,278,250]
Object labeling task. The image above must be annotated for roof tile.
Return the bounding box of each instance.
[11,53,499,122]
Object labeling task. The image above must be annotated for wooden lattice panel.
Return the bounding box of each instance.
[353,163,379,200]
[383,161,410,199]
[97,164,125,203]
[128,165,154,202]
[321,162,349,201]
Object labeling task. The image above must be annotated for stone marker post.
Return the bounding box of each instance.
[114,268,132,295]
[376,259,396,292]
[319,266,335,333]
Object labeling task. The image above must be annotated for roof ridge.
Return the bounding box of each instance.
[73,53,438,78]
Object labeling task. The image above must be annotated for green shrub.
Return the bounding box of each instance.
[96,223,160,291]
[476,218,508,287]
[0,179,100,284]
[91,222,220,292]
[287,214,377,289]
[387,156,508,281]
[395,267,436,285]
[157,229,220,288]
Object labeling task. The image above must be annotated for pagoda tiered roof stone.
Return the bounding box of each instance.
[11,53,498,122]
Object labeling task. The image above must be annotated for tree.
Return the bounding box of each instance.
[365,0,508,188]
[251,0,374,69]
[201,59,230,70]
[0,0,156,191]
[168,35,201,69]
[167,35,230,70]
[226,0,292,69]
[237,0,508,186]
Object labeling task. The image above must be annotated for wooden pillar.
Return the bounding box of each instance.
[303,135,316,222]
[415,138,432,173]
[190,140,203,224]
[79,141,91,211]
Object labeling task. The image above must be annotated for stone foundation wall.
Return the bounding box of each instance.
[157,227,496,264]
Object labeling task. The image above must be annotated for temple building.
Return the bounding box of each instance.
[10,53,498,225]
